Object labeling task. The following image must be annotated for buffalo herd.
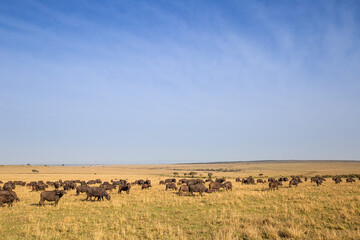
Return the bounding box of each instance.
[0,175,358,207]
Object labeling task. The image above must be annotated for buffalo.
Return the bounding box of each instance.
[242,177,255,184]
[0,190,19,206]
[87,180,96,185]
[215,178,226,183]
[186,179,203,186]
[3,182,15,191]
[268,178,275,182]
[178,185,189,196]
[100,184,116,191]
[269,181,281,191]
[222,181,233,191]
[86,187,110,201]
[334,177,342,184]
[314,179,323,186]
[166,183,177,191]
[165,179,176,184]
[346,178,355,183]
[76,185,90,195]
[112,179,127,186]
[189,184,209,196]
[0,194,16,207]
[118,184,131,194]
[39,190,67,206]
[289,179,300,188]
[141,184,152,190]
[135,180,145,185]
[209,182,222,192]
[63,182,76,191]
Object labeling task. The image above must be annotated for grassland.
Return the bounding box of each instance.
[0,161,360,239]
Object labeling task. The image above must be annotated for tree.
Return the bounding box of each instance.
[189,172,197,178]
[208,173,213,178]
[173,172,179,177]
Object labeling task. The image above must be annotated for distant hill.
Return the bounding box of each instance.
[178,160,360,164]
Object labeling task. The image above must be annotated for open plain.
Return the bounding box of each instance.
[1,161,360,240]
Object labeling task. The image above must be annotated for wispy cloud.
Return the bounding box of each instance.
[0,1,359,164]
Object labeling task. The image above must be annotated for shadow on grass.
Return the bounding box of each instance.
[31,203,58,206]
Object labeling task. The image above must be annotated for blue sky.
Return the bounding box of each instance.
[0,0,359,164]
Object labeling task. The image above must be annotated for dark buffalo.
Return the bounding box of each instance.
[135,180,145,185]
[159,180,165,185]
[311,176,325,183]
[209,182,222,192]
[39,190,67,206]
[278,177,289,182]
[166,183,177,191]
[76,185,90,195]
[334,177,342,184]
[178,185,189,196]
[112,180,127,186]
[101,184,116,191]
[63,182,76,191]
[118,184,131,194]
[178,179,187,184]
[165,179,176,184]
[186,179,203,186]
[87,180,96,185]
[235,178,241,182]
[242,177,255,184]
[269,181,281,191]
[222,181,233,191]
[32,183,47,191]
[142,184,152,190]
[268,178,275,182]
[3,182,15,191]
[215,178,226,183]
[189,184,208,196]
[14,181,26,186]
[346,178,355,183]
[289,179,300,188]
[0,190,19,205]
[0,194,16,207]
[314,179,323,186]
[86,187,110,201]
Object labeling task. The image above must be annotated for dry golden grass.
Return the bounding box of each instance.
[0,161,360,239]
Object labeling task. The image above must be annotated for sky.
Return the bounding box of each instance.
[0,0,359,165]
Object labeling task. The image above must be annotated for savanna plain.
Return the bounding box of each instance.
[1,161,360,240]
